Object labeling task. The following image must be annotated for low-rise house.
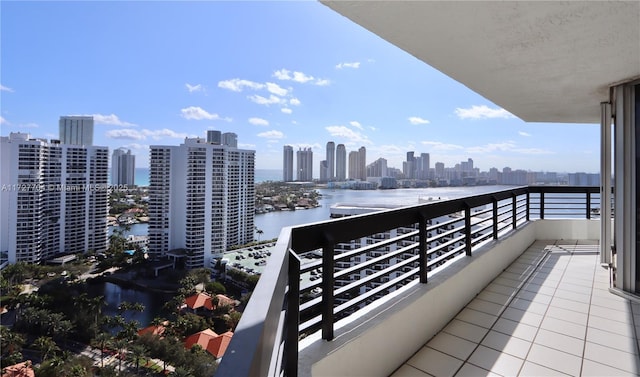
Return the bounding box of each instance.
[184,329,233,359]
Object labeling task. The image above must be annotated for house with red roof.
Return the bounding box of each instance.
[2,361,35,377]
[182,292,237,315]
[184,329,233,359]
[137,321,168,338]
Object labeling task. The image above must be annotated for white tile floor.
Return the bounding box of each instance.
[392,240,640,377]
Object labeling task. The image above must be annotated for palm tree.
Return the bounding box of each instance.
[255,226,264,241]
[112,338,128,373]
[33,336,59,361]
[129,344,148,373]
[93,332,112,368]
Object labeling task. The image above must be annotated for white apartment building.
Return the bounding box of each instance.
[111,148,136,187]
[0,132,108,264]
[148,136,255,269]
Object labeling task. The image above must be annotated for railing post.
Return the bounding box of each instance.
[586,191,591,219]
[526,191,530,221]
[540,192,545,219]
[464,203,472,256]
[321,235,335,341]
[285,251,300,377]
[492,197,498,239]
[419,214,428,283]
[512,194,517,229]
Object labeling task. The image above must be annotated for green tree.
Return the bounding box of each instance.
[129,344,148,373]
[92,332,112,368]
[33,336,59,361]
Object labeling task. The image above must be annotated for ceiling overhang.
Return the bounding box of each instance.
[321,1,640,124]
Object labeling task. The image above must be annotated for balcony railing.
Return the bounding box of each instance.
[216,185,601,377]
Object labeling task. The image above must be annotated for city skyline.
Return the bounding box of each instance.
[1,2,599,175]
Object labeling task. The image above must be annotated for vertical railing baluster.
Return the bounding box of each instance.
[465,203,472,256]
[492,197,498,239]
[419,214,428,283]
[526,191,530,221]
[540,192,545,219]
[285,252,300,377]
[586,191,591,219]
[512,194,517,229]
[321,236,335,341]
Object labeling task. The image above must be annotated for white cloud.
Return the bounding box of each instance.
[185,83,204,93]
[1,84,14,92]
[325,125,371,144]
[336,61,361,69]
[248,94,285,106]
[408,116,430,125]
[0,116,8,125]
[272,68,328,86]
[180,106,222,120]
[291,71,314,83]
[421,141,464,151]
[273,69,292,81]
[281,108,293,114]
[349,121,363,130]
[93,113,137,127]
[455,105,515,119]
[106,129,146,140]
[218,78,264,92]
[144,128,190,140]
[519,131,532,137]
[265,82,289,96]
[249,117,269,126]
[289,98,301,106]
[257,130,284,139]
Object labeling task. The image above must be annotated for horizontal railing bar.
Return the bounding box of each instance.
[334,255,420,298]
[333,230,419,263]
[335,243,418,279]
[334,269,419,315]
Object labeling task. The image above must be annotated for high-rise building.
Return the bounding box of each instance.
[320,160,328,182]
[296,148,313,181]
[0,132,108,264]
[222,132,238,147]
[207,130,222,145]
[417,153,430,180]
[435,162,445,179]
[404,152,415,179]
[283,145,294,182]
[326,142,335,181]
[111,148,136,187]
[367,157,388,177]
[349,147,367,181]
[59,116,94,146]
[148,135,255,269]
[336,144,347,181]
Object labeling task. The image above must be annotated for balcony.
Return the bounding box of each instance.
[216,186,638,376]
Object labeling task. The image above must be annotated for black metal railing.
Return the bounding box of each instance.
[216,185,600,377]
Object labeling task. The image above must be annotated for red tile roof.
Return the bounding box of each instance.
[2,361,35,377]
[183,329,234,359]
[183,293,237,311]
[184,293,214,310]
[137,321,168,337]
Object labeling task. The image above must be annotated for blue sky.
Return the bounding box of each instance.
[1,1,599,175]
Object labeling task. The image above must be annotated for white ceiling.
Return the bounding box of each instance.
[321,1,640,124]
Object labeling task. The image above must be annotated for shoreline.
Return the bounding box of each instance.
[90,273,178,295]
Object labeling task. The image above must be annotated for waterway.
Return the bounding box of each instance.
[110,186,511,241]
[87,281,172,328]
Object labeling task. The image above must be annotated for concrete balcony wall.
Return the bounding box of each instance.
[299,219,601,377]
